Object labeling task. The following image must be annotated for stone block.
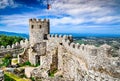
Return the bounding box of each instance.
[25,67,35,78]
[95,77,102,81]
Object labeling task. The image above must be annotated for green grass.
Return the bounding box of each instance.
[18,61,31,67]
[4,72,29,81]
[18,61,40,67]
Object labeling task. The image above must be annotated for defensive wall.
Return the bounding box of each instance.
[32,34,120,81]
[0,39,29,57]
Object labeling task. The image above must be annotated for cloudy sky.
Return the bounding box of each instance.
[0,0,120,34]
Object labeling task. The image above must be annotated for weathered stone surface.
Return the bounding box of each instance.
[2,18,120,81]
[25,67,35,78]
[29,19,120,81]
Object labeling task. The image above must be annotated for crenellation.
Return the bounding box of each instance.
[55,34,58,38]
[66,40,71,45]
[62,39,114,58]
[63,35,67,39]
[19,39,30,48]
[70,42,75,48]
[75,43,80,49]
[68,35,73,41]
[6,45,11,49]
[29,19,32,22]
[1,46,5,50]
[25,39,29,44]
[0,40,24,56]
[79,44,85,51]
[47,34,72,42]
[29,18,49,23]
[38,19,41,22]
[20,40,24,45]
[12,44,15,49]
[59,34,63,38]
[15,42,20,46]
[43,19,49,22]
[33,18,37,22]
[51,34,54,37]
[3,18,118,81]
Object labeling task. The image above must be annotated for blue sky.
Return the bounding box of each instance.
[0,0,120,34]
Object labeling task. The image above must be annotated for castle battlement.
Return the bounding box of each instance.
[62,38,112,57]
[0,39,29,52]
[0,43,20,51]
[47,34,72,40]
[4,18,118,81]
[29,18,49,45]
[29,18,49,23]
[20,39,29,48]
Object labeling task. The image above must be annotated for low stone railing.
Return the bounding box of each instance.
[0,39,29,57]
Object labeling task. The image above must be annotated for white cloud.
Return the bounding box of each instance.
[92,16,120,24]
[0,14,35,26]
[50,0,120,24]
[0,0,19,9]
[0,0,120,33]
[51,17,85,26]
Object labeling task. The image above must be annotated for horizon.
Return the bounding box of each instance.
[0,0,120,34]
[1,30,120,38]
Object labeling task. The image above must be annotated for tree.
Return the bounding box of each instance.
[0,35,24,47]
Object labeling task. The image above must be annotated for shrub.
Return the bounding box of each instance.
[0,54,12,67]
[30,77,35,81]
[0,35,24,47]
[24,61,31,66]
[4,54,12,59]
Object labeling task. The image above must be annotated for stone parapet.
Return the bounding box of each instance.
[29,18,49,23]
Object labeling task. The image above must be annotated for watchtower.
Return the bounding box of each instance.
[29,18,50,46]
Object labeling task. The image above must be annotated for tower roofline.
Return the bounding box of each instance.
[29,18,49,23]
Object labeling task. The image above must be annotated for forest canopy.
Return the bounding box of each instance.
[0,35,24,47]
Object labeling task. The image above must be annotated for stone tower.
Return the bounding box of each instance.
[29,18,49,65]
[29,19,50,46]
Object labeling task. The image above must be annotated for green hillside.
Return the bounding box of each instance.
[0,35,24,47]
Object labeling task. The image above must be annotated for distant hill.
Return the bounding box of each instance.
[0,31,29,39]
[0,31,120,39]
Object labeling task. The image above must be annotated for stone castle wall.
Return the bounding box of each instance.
[32,33,120,81]
[1,18,119,81]
[0,39,29,57]
[59,38,120,81]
